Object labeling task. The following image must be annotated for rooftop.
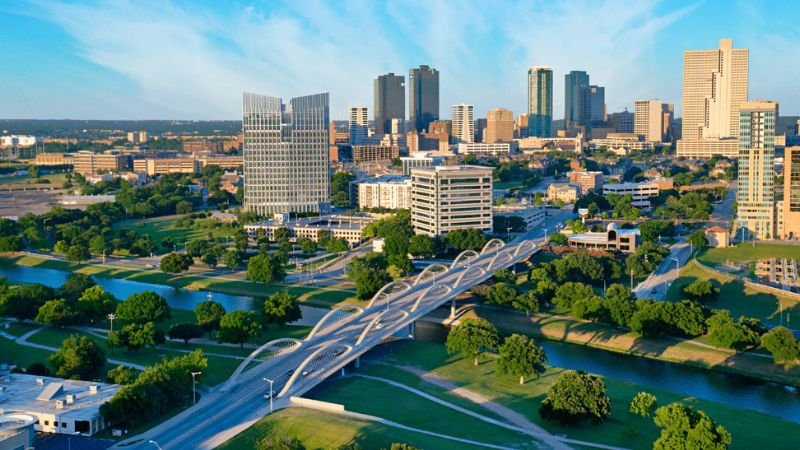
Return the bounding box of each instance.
[0,374,119,420]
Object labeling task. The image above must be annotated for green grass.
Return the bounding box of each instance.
[111,216,237,254]
[668,260,800,327]
[698,244,800,267]
[218,407,489,450]
[368,341,800,450]
[0,321,39,338]
[0,338,56,369]
[0,173,65,186]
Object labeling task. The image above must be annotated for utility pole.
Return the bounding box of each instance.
[107,313,116,354]
[191,371,202,405]
[263,378,274,413]
[630,268,634,291]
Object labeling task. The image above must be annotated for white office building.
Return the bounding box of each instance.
[349,106,369,145]
[411,165,493,236]
[451,104,475,143]
[357,176,412,210]
[603,182,661,208]
[456,142,512,157]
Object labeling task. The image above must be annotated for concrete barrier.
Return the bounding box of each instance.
[289,396,345,413]
[694,260,800,302]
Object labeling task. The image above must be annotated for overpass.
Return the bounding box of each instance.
[119,238,542,449]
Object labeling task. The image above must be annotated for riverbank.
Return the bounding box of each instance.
[470,306,800,387]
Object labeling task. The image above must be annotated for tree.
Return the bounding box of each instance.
[604,284,636,327]
[760,326,800,363]
[408,234,435,258]
[497,334,547,384]
[348,253,391,300]
[160,252,193,274]
[325,237,349,253]
[487,282,518,307]
[256,436,306,450]
[389,445,420,450]
[60,273,96,301]
[539,370,611,425]
[175,200,194,214]
[76,285,116,323]
[116,291,171,324]
[263,292,303,326]
[223,250,242,270]
[548,233,568,245]
[706,310,761,350]
[553,282,595,309]
[110,322,165,351]
[682,279,718,301]
[49,334,106,379]
[297,237,318,255]
[512,291,540,316]
[65,244,91,262]
[0,283,55,321]
[445,228,487,252]
[247,254,286,284]
[653,403,731,450]
[201,251,218,268]
[629,392,657,417]
[688,230,708,251]
[445,318,499,366]
[107,365,138,385]
[217,310,262,348]
[167,323,204,345]
[273,227,291,242]
[35,299,79,326]
[493,268,516,284]
[638,220,676,243]
[26,362,49,376]
[195,300,226,338]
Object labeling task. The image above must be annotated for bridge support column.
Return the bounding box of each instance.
[355,356,360,369]
[450,298,456,319]
[341,367,346,377]
[408,321,415,339]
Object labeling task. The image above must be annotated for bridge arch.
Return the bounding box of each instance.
[450,249,480,270]
[480,238,506,255]
[223,338,302,391]
[514,240,537,257]
[305,305,364,341]
[413,263,450,286]
[355,309,409,346]
[453,265,487,289]
[488,250,514,271]
[366,281,412,309]
[278,342,352,398]
[411,283,452,312]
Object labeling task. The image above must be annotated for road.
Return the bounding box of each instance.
[707,181,736,229]
[632,241,693,300]
[115,237,550,450]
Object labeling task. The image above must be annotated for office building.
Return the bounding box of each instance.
[72,151,128,176]
[568,223,640,253]
[494,201,546,231]
[515,114,529,138]
[243,92,330,215]
[565,71,590,130]
[635,100,665,143]
[357,176,412,210]
[349,106,369,145]
[583,85,605,125]
[198,155,244,170]
[351,145,400,163]
[245,215,375,246]
[457,143,512,157]
[528,66,553,137]
[603,181,661,208]
[132,157,201,176]
[608,110,634,133]
[374,73,405,136]
[547,183,581,203]
[409,65,440,132]
[677,38,749,158]
[568,170,604,193]
[662,103,675,142]
[127,131,148,144]
[782,146,800,239]
[485,108,514,143]
[400,153,447,175]
[184,139,224,154]
[736,100,778,240]
[452,104,475,143]
[410,165,493,236]
[590,133,653,155]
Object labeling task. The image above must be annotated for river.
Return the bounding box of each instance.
[2,263,799,423]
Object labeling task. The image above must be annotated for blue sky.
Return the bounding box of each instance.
[1,0,798,120]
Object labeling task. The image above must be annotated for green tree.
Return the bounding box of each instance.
[445,228,488,251]
[195,300,227,338]
[760,326,800,363]
[348,252,391,300]
[493,268,516,284]
[247,254,286,284]
[487,282,518,307]
[263,292,302,326]
[217,310,262,348]
[706,310,761,350]
[273,227,291,242]
[160,252,194,274]
[116,291,171,324]
[408,234,435,258]
[682,279,718,301]
[110,322,165,351]
[638,220,676,243]
[60,273,96,301]
[223,250,242,270]
[604,283,637,327]
[298,238,318,254]
[35,299,80,326]
[175,200,194,214]
[65,244,91,262]
[548,232,568,245]
[629,392,658,417]
[512,291,540,316]
[445,318,499,366]
[553,282,595,309]
[539,370,611,425]
[497,334,547,384]
[49,334,106,379]
[653,403,731,450]
[201,251,218,268]
[687,230,708,251]
[75,285,116,324]
[0,283,55,321]
[167,323,204,345]
[325,237,349,253]
[107,365,138,385]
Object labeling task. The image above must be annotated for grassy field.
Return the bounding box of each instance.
[698,243,800,267]
[110,216,236,252]
[668,260,800,327]
[0,172,65,186]
[0,337,57,369]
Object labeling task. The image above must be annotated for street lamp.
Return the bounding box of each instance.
[191,371,202,405]
[506,227,512,243]
[671,257,680,273]
[263,377,274,413]
[107,313,117,354]
[148,440,164,450]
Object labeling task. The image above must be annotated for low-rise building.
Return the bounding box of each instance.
[198,155,244,169]
[568,170,604,193]
[34,153,73,166]
[603,181,661,207]
[704,226,729,248]
[547,183,581,203]
[133,158,201,176]
[590,133,654,155]
[648,177,674,191]
[351,145,399,163]
[72,151,129,176]
[357,176,412,210]
[493,202,546,231]
[411,165,493,236]
[184,138,224,153]
[755,258,799,288]
[516,135,583,153]
[0,374,120,436]
[244,214,376,246]
[0,413,36,449]
[400,153,447,175]
[567,223,640,253]
[456,143,513,157]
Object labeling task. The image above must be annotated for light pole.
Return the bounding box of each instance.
[148,440,163,450]
[264,377,274,413]
[671,257,680,274]
[107,313,117,354]
[191,371,202,405]
[506,227,512,243]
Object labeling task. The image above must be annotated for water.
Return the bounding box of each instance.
[415,321,800,423]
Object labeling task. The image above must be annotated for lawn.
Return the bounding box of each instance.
[218,407,489,450]
[111,216,238,254]
[668,260,800,327]
[698,243,800,267]
[0,338,57,369]
[0,172,65,186]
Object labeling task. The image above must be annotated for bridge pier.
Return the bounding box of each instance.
[355,356,360,369]
[450,297,456,319]
[408,321,415,338]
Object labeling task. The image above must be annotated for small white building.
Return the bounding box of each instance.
[603,182,660,208]
[456,142,513,157]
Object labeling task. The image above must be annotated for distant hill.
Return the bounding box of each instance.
[0,119,242,138]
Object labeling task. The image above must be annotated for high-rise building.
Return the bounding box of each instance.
[515,114,529,138]
[484,108,514,143]
[243,92,330,215]
[565,70,590,130]
[635,100,664,143]
[782,146,800,239]
[374,73,405,136]
[677,38,749,158]
[528,66,553,137]
[736,100,778,240]
[583,85,605,125]
[409,65,440,132]
[411,165,493,236]
[662,103,675,142]
[474,118,487,143]
[451,104,475,144]
[348,106,369,145]
[608,110,634,133]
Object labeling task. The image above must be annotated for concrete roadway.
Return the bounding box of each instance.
[632,241,693,300]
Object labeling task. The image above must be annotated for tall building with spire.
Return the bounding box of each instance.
[374,73,405,136]
[243,92,330,215]
[676,38,749,158]
[527,66,553,137]
[409,65,440,133]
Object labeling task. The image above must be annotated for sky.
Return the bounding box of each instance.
[1,0,799,120]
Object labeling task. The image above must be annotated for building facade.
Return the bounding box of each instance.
[567,223,640,253]
[409,65,440,132]
[782,146,800,239]
[547,183,581,203]
[565,70,590,130]
[243,92,330,215]
[677,38,749,158]
[528,66,553,137]
[568,171,604,194]
[603,181,661,208]
[451,104,475,144]
[357,177,412,210]
[634,100,665,143]
[485,108,514,143]
[374,73,405,136]
[456,143,512,157]
[349,106,369,145]
[608,110,634,133]
[410,165,493,236]
[72,151,128,176]
[736,100,778,240]
[351,145,399,163]
[132,158,201,176]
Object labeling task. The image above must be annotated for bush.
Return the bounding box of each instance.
[539,370,610,425]
[682,279,718,301]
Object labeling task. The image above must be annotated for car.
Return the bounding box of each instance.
[375,321,384,330]
[264,393,272,400]
[301,369,313,377]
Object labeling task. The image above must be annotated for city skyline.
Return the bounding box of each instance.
[2,1,800,120]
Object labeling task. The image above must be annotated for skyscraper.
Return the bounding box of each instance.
[583,85,605,125]
[528,66,553,137]
[564,70,589,130]
[409,65,440,132]
[676,38,749,158]
[485,108,514,143]
[736,100,778,240]
[243,92,330,215]
[451,104,475,144]
[348,106,369,145]
[634,100,664,143]
[374,73,405,136]
[782,146,800,239]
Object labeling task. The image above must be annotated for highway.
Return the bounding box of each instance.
[632,241,693,300]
